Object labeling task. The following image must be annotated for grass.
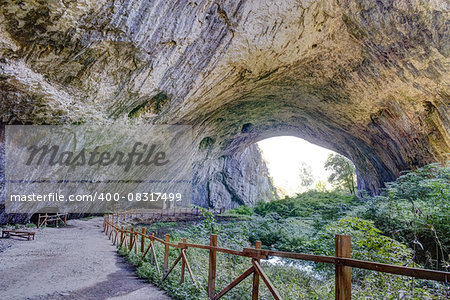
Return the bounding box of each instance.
[148,221,178,230]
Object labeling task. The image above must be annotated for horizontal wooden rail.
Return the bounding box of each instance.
[114,207,225,220]
[37,212,67,228]
[243,248,449,282]
[103,211,449,300]
[337,257,449,282]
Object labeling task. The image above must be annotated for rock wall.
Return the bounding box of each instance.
[0,0,449,222]
[193,144,277,208]
[0,122,276,224]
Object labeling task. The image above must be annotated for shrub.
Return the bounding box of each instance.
[359,162,449,270]
[254,191,358,228]
[228,205,253,216]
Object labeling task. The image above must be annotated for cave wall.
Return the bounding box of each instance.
[0,0,449,218]
[193,143,277,208]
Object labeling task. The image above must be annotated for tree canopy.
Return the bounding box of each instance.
[324,154,356,195]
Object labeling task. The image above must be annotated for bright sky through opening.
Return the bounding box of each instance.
[257,136,336,196]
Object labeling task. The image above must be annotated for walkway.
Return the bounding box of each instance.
[0,217,170,300]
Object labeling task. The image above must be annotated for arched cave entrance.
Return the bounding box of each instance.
[0,0,448,213]
[256,136,350,197]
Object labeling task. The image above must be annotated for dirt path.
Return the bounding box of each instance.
[0,217,171,300]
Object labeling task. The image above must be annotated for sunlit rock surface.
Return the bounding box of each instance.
[0,0,449,218]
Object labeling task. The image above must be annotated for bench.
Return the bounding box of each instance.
[2,230,35,241]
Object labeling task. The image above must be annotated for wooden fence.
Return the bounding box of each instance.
[111,207,225,223]
[37,212,67,228]
[103,213,449,300]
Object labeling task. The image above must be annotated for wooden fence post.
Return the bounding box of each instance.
[181,238,187,284]
[335,234,351,300]
[208,234,218,299]
[134,231,138,253]
[164,234,170,273]
[150,233,155,264]
[141,228,146,253]
[120,226,124,247]
[37,214,41,228]
[252,241,262,300]
[108,215,112,237]
[129,227,134,251]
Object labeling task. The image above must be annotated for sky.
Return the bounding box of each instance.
[257,136,336,196]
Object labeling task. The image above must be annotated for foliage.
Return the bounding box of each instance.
[227,205,253,216]
[200,207,220,234]
[315,180,328,192]
[115,163,449,299]
[121,221,334,300]
[324,154,357,195]
[254,191,358,225]
[118,213,441,300]
[359,163,450,270]
[148,221,178,230]
[309,217,412,263]
[248,213,284,247]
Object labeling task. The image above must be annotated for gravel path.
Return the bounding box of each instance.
[0,217,171,300]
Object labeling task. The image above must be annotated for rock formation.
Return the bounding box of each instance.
[0,0,449,220]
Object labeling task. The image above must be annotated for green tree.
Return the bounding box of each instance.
[362,162,449,270]
[324,153,356,195]
[315,180,328,192]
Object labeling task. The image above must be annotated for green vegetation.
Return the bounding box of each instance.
[118,163,449,299]
[360,163,449,270]
[253,191,357,220]
[148,221,178,230]
[324,153,357,195]
[199,207,220,234]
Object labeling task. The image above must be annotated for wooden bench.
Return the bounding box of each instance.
[2,230,35,241]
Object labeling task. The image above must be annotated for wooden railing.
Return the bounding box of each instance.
[111,207,225,224]
[103,212,449,300]
[37,212,67,228]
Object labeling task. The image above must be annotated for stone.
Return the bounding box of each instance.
[0,0,449,223]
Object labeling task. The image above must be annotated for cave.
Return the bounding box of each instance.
[0,0,449,216]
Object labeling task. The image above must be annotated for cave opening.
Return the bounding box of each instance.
[256,136,357,197]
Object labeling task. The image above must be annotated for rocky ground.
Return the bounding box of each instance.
[0,217,171,300]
